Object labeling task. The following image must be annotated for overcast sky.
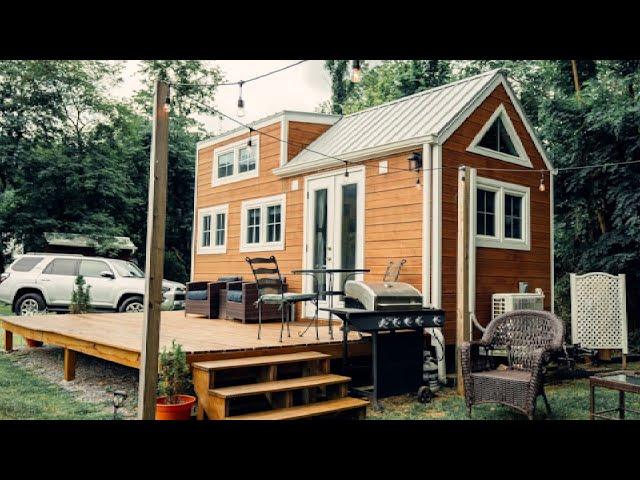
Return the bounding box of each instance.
[114,60,333,135]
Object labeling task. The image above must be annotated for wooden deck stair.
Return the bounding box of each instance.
[192,351,368,420]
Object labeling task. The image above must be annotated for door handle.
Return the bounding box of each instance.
[40,278,50,282]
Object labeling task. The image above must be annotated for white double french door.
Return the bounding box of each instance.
[304,168,365,318]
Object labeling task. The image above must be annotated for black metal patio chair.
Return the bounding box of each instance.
[245,256,320,342]
[383,258,406,282]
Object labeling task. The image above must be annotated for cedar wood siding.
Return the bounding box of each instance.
[441,83,552,343]
[193,120,423,318]
[193,121,331,318]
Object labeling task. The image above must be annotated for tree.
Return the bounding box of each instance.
[69,275,91,314]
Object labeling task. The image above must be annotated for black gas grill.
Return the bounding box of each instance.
[322,280,445,407]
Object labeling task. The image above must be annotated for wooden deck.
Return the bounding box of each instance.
[0,311,369,381]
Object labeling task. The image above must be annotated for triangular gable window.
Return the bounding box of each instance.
[467,104,532,167]
[478,117,518,156]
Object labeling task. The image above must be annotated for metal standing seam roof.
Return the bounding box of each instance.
[277,69,504,173]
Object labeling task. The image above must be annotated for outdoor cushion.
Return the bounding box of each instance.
[218,276,242,282]
[471,369,532,383]
[226,290,243,303]
[260,292,317,304]
[186,290,208,301]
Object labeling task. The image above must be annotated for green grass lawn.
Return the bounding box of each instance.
[0,354,110,420]
[368,362,640,420]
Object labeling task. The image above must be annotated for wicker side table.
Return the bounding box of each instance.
[589,371,640,420]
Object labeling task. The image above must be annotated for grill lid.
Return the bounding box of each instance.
[344,280,423,311]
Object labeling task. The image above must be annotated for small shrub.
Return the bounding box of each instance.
[158,340,191,404]
[69,275,91,314]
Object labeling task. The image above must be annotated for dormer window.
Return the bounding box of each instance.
[212,136,260,186]
[467,104,532,168]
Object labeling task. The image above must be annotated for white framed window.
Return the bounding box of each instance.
[467,104,532,168]
[197,204,228,254]
[240,194,286,252]
[474,177,530,251]
[212,136,260,186]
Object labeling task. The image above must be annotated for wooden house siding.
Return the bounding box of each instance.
[440,83,552,343]
[193,120,334,318]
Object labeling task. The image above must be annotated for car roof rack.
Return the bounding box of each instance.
[24,252,84,256]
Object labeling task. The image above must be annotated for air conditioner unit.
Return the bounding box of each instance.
[491,290,545,319]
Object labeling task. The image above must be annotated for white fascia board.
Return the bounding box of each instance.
[436,73,554,171]
[197,111,340,152]
[273,135,437,178]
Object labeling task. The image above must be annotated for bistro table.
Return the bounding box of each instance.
[291,268,370,339]
[589,370,640,420]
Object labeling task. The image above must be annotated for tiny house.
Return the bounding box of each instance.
[191,69,554,349]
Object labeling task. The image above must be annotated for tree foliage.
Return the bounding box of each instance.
[0,60,219,282]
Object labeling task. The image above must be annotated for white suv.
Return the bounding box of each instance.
[0,253,186,315]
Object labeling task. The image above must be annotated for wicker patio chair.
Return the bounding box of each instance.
[461,310,564,420]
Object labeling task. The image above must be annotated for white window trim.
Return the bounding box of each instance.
[211,136,260,186]
[240,193,286,252]
[474,177,530,251]
[197,204,229,254]
[467,104,533,168]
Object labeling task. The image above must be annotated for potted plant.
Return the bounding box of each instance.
[155,340,196,420]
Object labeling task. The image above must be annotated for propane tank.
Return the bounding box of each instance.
[423,350,440,392]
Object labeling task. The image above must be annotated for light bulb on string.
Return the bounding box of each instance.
[350,60,362,83]
[539,172,546,192]
[237,81,245,117]
[344,162,349,178]
[163,94,171,113]
[416,175,422,190]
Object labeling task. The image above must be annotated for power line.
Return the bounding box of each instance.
[193,99,640,177]
[171,60,308,88]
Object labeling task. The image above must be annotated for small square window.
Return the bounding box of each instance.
[217,151,234,178]
[215,213,226,246]
[504,194,522,239]
[267,205,281,243]
[477,188,496,237]
[201,215,212,247]
[238,146,256,173]
[247,208,261,244]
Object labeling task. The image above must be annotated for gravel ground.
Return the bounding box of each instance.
[9,345,139,419]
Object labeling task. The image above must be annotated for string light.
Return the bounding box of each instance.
[163,94,171,113]
[193,98,640,179]
[416,176,422,190]
[538,172,546,192]
[344,162,349,177]
[350,60,362,83]
[237,81,245,117]
[246,128,254,156]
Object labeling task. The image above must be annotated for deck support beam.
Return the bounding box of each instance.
[4,330,13,352]
[64,348,77,381]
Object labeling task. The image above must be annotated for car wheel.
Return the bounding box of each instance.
[119,296,144,313]
[15,293,47,316]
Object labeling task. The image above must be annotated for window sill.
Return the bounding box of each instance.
[197,246,227,255]
[212,168,259,187]
[239,242,285,253]
[476,236,530,251]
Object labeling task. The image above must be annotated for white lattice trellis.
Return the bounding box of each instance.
[570,272,628,354]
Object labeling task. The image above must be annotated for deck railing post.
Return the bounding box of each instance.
[138,79,170,420]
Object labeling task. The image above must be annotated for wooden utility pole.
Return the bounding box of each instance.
[138,79,170,420]
[456,165,470,395]
[571,60,581,98]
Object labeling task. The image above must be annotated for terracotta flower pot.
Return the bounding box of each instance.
[25,339,43,348]
[155,395,196,420]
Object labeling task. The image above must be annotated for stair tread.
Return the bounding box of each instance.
[193,351,329,372]
[210,374,351,398]
[227,397,369,420]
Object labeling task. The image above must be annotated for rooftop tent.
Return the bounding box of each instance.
[43,232,137,259]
